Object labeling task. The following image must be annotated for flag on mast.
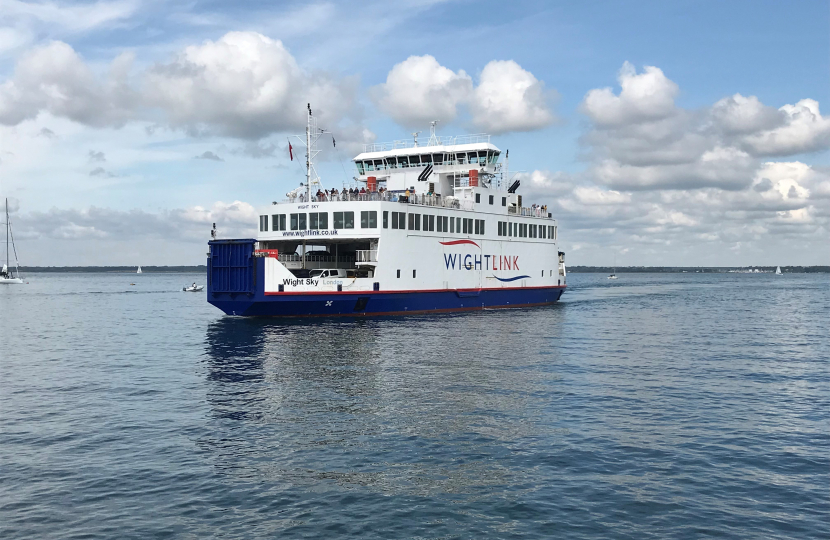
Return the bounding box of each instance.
[288,142,293,161]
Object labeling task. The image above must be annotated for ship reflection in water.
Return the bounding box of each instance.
[201,309,568,496]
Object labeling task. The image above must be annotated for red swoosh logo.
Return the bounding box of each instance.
[439,240,480,248]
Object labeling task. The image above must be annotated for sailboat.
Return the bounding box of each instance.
[775,266,782,275]
[1,198,24,284]
[137,266,142,274]
[608,254,618,279]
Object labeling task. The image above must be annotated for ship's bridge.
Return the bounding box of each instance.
[353,133,502,196]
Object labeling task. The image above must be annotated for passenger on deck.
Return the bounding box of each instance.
[359,187,366,195]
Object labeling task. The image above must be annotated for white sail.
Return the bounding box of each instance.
[1,198,23,284]
[775,266,782,275]
[137,266,142,274]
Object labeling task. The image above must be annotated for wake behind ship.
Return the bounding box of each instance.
[207,111,566,317]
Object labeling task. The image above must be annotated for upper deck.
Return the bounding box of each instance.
[351,132,503,195]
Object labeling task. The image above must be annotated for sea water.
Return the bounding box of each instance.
[1,272,828,539]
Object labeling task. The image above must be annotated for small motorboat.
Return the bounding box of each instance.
[183,284,204,292]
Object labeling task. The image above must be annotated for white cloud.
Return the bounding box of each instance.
[581,62,678,127]
[372,56,555,134]
[144,31,361,139]
[371,55,472,128]
[710,94,783,135]
[578,63,830,194]
[739,99,830,156]
[0,41,135,127]
[0,32,365,143]
[471,60,555,134]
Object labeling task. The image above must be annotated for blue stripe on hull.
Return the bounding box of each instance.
[208,287,565,317]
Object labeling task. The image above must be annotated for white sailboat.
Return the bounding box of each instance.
[608,254,618,279]
[1,198,24,284]
[775,266,782,275]
[137,266,142,274]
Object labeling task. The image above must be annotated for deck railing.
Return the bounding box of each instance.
[355,250,378,265]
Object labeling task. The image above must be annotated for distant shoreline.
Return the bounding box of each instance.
[20,266,207,273]
[17,265,828,273]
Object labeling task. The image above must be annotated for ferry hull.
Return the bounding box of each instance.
[209,286,565,317]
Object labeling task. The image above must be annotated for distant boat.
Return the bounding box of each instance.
[608,254,618,279]
[183,284,204,292]
[775,266,782,275]
[137,266,142,274]
[1,198,24,284]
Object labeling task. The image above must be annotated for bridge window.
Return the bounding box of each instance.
[272,214,286,231]
[489,151,500,164]
[309,212,327,230]
[468,152,479,164]
[259,215,268,231]
[386,157,397,169]
[365,161,374,172]
[421,154,432,165]
[398,156,409,168]
[410,155,421,166]
[373,159,384,171]
[361,211,377,228]
[479,151,487,162]
[433,153,444,165]
[290,213,306,230]
[334,211,354,229]
[356,162,365,175]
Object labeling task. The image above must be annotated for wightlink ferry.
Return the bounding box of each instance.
[207,109,566,316]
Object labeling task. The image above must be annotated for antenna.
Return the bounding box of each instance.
[412,131,421,147]
[290,104,328,202]
[428,121,439,146]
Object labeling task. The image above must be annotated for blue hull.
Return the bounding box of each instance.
[209,286,566,317]
[206,239,565,317]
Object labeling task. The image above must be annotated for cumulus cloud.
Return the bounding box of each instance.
[0,41,135,127]
[738,99,830,156]
[144,32,360,138]
[578,62,830,193]
[581,62,678,127]
[88,150,106,163]
[471,60,555,133]
[372,56,555,133]
[0,32,364,143]
[371,55,472,128]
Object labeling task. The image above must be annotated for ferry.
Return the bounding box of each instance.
[206,108,566,316]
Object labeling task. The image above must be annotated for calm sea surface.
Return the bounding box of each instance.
[1,272,828,539]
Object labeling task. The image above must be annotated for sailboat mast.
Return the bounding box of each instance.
[5,198,8,268]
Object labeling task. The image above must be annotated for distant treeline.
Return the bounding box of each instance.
[21,266,207,273]
[568,266,830,273]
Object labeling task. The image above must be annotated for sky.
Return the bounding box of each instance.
[0,0,828,266]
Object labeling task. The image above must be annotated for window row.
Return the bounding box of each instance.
[260,211,377,231]
[356,150,500,174]
[497,222,557,240]
[383,212,485,235]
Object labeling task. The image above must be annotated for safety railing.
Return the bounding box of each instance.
[507,206,550,218]
[362,134,491,153]
[355,250,378,265]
